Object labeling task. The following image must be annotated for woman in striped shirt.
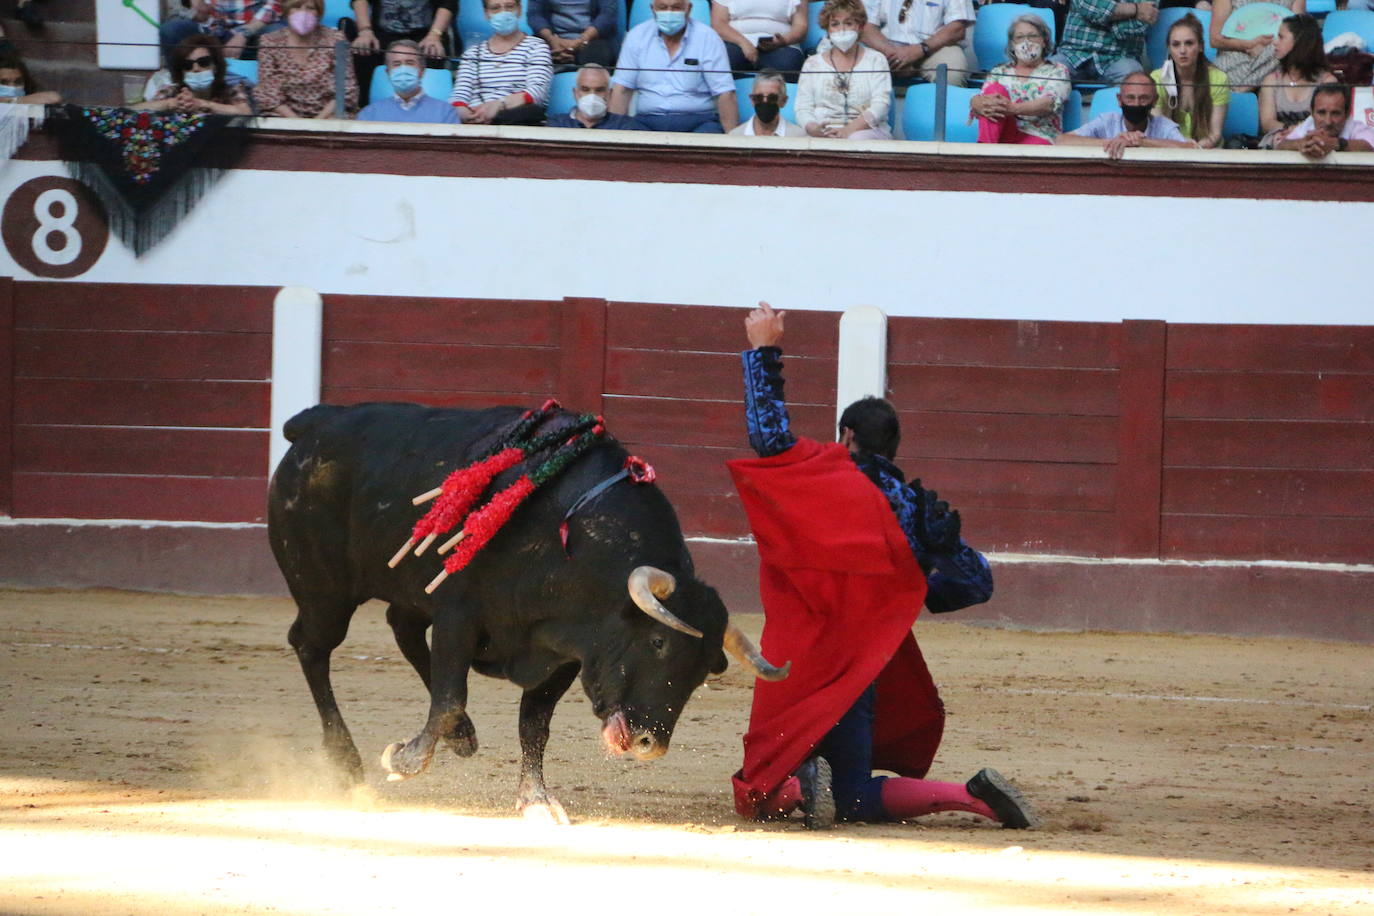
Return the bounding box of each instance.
[450,0,554,124]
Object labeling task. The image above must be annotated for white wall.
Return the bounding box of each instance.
[3,158,1370,325]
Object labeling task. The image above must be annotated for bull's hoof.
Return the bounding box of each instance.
[519,798,570,826]
[442,717,479,758]
[380,738,432,781]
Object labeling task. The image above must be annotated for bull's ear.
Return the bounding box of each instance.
[709,649,728,675]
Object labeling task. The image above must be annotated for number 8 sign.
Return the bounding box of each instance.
[2,176,109,278]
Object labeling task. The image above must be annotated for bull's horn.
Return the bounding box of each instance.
[627,566,702,639]
[723,623,790,682]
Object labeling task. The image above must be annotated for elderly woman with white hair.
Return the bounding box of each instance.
[968,13,1069,144]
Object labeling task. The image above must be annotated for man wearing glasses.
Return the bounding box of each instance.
[730,68,803,135]
[858,0,974,87]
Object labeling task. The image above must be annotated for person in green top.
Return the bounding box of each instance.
[1151,13,1230,148]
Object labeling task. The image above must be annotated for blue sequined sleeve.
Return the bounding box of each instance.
[742,347,797,458]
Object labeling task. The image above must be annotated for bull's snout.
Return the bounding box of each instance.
[629,731,667,761]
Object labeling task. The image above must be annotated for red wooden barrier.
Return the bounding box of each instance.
[0,277,13,516]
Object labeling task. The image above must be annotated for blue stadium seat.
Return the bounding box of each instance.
[627,0,710,30]
[369,64,455,101]
[1146,7,1215,69]
[805,0,825,52]
[1306,0,1336,14]
[734,75,799,123]
[1221,87,1258,138]
[457,0,533,51]
[972,3,1056,70]
[226,57,258,85]
[902,82,979,141]
[322,0,352,28]
[546,69,579,116]
[1322,10,1374,49]
[1061,88,1082,132]
[1088,85,1121,121]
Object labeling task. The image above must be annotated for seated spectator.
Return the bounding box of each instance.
[0,49,61,105]
[1276,82,1374,158]
[859,0,974,86]
[347,0,454,106]
[731,68,804,134]
[450,0,554,125]
[1055,70,1194,156]
[546,62,646,127]
[1258,14,1332,149]
[159,0,284,63]
[134,34,252,115]
[796,0,892,138]
[1050,0,1155,86]
[711,0,808,77]
[257,0,359,117]
[610,0,738,133]
[528,0,619,68]
[969,13,1069,144]
[357,39,461,122]
[1151,13,1228,148]
[1210,0,1298,90]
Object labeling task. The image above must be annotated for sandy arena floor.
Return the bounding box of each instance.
[0,588,1371,916]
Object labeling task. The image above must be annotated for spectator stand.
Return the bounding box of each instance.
[1322,9,1374,48]
[546,69,578,115]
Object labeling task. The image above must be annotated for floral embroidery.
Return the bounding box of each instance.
[78,106,208,185]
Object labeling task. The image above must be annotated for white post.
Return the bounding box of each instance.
[836,306,888,429]
[269,286,323,479]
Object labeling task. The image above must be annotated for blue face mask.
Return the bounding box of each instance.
[389,64,420,93]
[183,68,215,91]
[654,9,686,34]
[0,84,24,98]
[488,10,519,34]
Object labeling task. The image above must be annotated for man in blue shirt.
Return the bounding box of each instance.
[546,63,648,129]
[609,0,738,132]
[1056,71,1193,158]
[357,40,461,124]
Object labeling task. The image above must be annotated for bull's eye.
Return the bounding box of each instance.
[650,635,666,652]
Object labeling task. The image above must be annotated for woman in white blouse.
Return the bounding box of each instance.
[712,0,808,76]
[795,0,892,138]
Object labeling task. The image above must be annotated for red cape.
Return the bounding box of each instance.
[727,438,945,818]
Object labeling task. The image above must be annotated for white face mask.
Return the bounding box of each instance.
[1012,38,1043,63]
[829,29,858,52]
[576,91,607,119]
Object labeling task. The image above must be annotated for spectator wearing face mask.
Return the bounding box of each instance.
[0,47,61,105]
[449,0,554,125]
[135,34,253,114]
[1276,82,1374,159]
[1055,70,1193,158]
[158,0,285,64]
[730,69,803,135]
[969,14,1069,144]
[796,0,892,139]
[545,62,646,128]
[256,0,359,117]
[610,0,739,132]
[358,39,460,122]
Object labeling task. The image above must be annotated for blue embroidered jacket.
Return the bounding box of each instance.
[742,346,993,613]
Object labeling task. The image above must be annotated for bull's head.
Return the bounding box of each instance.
[586,566,789,762]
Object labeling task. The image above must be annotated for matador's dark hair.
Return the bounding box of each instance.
[838,396,900,460]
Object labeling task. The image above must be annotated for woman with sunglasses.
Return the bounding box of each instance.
[135,34,253,115]
[795,0,892,139]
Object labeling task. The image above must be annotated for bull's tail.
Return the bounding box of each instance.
[283,404,347,443]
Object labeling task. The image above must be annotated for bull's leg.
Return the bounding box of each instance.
[384,604,478,757]
[515,662,580,825]
[288,603,364,786]
[380,611,477,780]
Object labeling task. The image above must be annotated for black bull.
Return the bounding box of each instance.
[267,402,786,822]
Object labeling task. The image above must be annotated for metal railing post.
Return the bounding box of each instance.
[334,39,348,117]
[934,63,948,142]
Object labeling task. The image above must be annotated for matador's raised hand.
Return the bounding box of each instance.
[746,300,786,349]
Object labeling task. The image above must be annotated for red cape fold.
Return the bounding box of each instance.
[727,438,944,819]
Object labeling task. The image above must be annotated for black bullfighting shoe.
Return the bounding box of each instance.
[797,756,835,830]
[967,767,1039,829]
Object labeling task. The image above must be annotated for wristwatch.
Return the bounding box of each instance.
[919,39,931,55]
